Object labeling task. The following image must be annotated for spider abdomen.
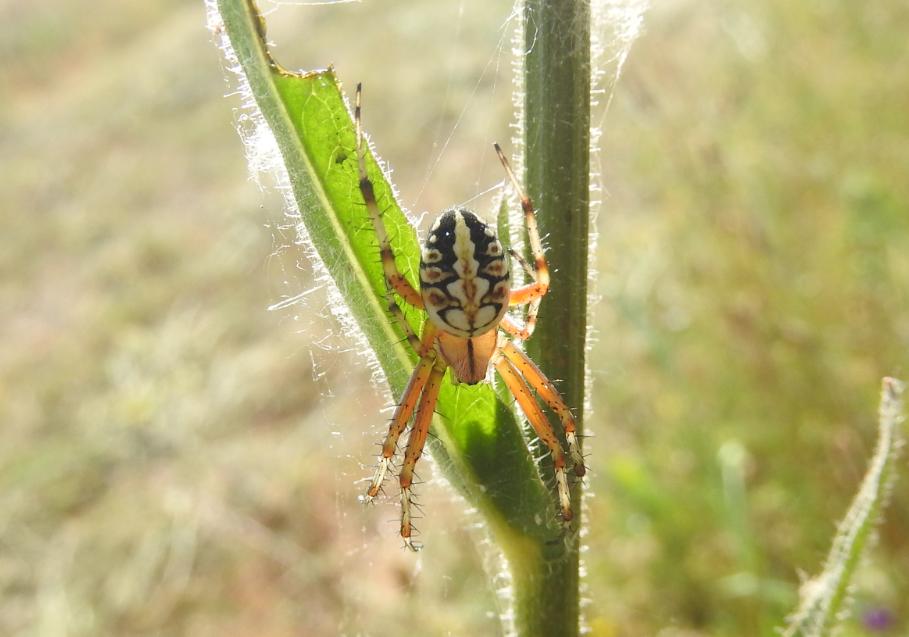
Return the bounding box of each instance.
[420,208,511,338]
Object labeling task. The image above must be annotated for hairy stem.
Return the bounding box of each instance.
[210,1,594,634]
[782,377,905,637]
[514,0,591,635]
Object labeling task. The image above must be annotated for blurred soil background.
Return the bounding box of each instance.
[1,1,907,635]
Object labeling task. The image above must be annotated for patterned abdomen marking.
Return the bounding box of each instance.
[420,208,511,337]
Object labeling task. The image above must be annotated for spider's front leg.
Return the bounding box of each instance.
[494,353,574,523]
[500,341,585,476]
[397,360,446,550]
[365,311,437,497]
[493,143,583,521]
[365,353,435,502]
[365,295,444,550]
[364,336,446,551]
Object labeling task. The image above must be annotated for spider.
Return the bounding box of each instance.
[355,84,585,550]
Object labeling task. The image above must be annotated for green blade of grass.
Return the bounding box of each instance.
[782,377,905,637]
[209,1,570,626]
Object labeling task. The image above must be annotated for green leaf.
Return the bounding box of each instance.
[211,0,561,560]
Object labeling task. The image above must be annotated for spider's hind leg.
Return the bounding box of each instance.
[355,83,423,309]
[501,248,542,342]
[387,299,437,358]
[494,143,550,305]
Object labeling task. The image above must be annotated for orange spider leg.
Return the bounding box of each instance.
[388,299,422,353]
[501,249,542,341]
[494,356,572,523]
[418,320,438,357]
[494,143,550,304]
[508,284,548,306]
[356,84,423,309]
[398,362,446,550]
[365,354,436,501]
[500,312,539,342]
[388,300,437,357]
[370,302,443,548]
[501,341,585,476]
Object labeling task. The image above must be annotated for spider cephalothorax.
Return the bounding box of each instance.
[355,84,585,550]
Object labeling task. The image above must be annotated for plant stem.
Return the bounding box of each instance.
[782,377,905,637]
[212,0,592,633]
[516,0,591,635]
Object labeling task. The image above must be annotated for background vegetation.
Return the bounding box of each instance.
[2,1,907,636]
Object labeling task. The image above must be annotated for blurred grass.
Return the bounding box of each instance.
[1,1,907,636]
